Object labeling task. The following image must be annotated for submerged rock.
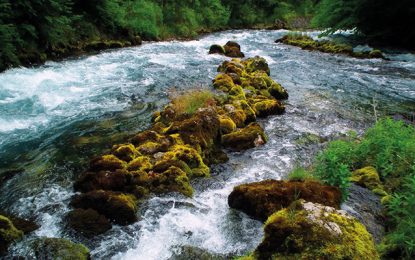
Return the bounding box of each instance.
[67,208,112,237]
[0,215,24,255]
[228,180,342,221]
[30,237,90,260]
[253,200,379,259]
[169,245,229,260]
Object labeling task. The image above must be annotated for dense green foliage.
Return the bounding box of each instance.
[0,0,320,71]
[309,118,415,258]
[312,0,415,48]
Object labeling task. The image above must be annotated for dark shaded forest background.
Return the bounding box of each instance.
[0,0,414,71]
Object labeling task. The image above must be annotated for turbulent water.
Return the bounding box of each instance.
[0,30,414,259]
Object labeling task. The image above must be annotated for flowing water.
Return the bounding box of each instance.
[0,30,414,259]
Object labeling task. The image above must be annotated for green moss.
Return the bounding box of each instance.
[162,145,210,178]
[228,85,246,100]
[351,166,385,192]
[111,143,140,162]
[208,44,226,55]
[0,215,23,255]
[242,56,271,75]
[222,123,267,151]
[219,115,236,134]
[127,156,152,171]
[213,73,235,92]
[253,99,285,117]
[280,34,384,59]
[151,166,194,197]
[268,82,289,100]
[31,238,90,260]
[90,154,127,171]
[254,201,379,259]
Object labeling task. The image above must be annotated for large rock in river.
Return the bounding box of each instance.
[228,180,342,221]
[253,200,379,259]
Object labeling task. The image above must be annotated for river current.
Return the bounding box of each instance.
[0,30,414,259]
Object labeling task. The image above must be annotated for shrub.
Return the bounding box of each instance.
[287,166,319,182]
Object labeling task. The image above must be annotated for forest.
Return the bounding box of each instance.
[1,0,414,72]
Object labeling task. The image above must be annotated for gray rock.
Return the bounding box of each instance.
[342,183,385,243]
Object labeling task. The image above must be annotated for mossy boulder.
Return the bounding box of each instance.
[268,82,289,100]
[0,215,24,255]
[111,143,140,162]
[209,44,226,55]
[89,154,126,172]
[30,237,90,260]
[219,115,237,134]
[70,190,138,225]
[67,208,112,237]
[0,212,39,235]
[161,145,210,178]
[222,123,267,151]
[144,166,194,197]
[242,56,271,76]
[224,41,245,58]
[351,166,386,196]
[279,34,385,59]
[253,200,379,259]
[253,99,285,117]
[213,73,236,92]
[228,180,342,221]
[74,169,133,193]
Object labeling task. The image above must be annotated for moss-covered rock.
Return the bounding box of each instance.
[219,115,237,134]
[0,215,24,255]
[208,44,226,55]
[224,41,245,58]
[278,34,385,59]
[146,166,194,197]
[127,156,152,171]
[253,99,285,117]
[67,208,112,237]
[89,154,126,172]
[268,82,289,100]
[70,190,138,225]
[74,169,133,193]
[222,123,267,151]
[253,200,379,259]
[242,56,271,76]
[228,180,342,221]
[351,166,385,193]
[30,237,90,260]
[111,143,140,162]
[213,73,236,92]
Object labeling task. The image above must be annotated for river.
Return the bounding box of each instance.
[0,30,414,259]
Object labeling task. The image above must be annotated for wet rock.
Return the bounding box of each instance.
[67,208,112,237]
[30,237,90,260]
[278,34,385,59]
[70,190,138,225]
[242,56,270,76]
[342,183,385,243]
[0,215,23,256]
[252,99,285,117]
[111,143,140,162]
[208,44,226,55]
[74,169,132,193]
[89,154,126,172]
[0,168,24,186]
[222,123,267,151]
[169,245,229,260]
[228,180,342,221]
[224,41,245,58]
[0,213,39,235]
[253,200,379,259]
